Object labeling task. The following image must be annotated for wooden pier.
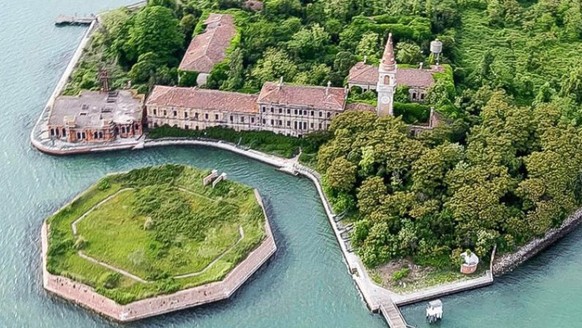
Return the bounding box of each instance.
[379,298,410,328]
[55,15,95,26]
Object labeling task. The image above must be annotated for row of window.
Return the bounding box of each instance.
[153,108,336,119]
[261,119,326,130]
[261,106,333,118]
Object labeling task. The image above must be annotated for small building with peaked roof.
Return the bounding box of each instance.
[178,13,236,86]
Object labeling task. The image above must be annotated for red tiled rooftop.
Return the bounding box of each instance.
[257,82,347,111]
[347,62,443,88]
[178,14,236,73]
[146,86,258,113]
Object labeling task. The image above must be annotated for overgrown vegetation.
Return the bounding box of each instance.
[46,165,267,304]
[148,125,330,163]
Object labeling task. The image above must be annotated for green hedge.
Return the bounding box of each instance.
[148,125,330,159]
[393,102,431,124]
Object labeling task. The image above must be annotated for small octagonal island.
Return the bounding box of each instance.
[41,164,276,322]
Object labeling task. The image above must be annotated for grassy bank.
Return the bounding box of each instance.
[46,164,266,304]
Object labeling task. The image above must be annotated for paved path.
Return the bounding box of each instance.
[71,188,132,235]
[78,251,149,283]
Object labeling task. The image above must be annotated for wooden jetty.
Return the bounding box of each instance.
[379,298,411,328]
[55,15,95,26]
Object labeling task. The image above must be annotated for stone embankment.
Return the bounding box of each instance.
[493,208,582,276]
[42,190,276,322]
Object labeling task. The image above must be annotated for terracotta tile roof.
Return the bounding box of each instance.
[346,103,376,112]
[146,86,258,113]
[348,62,443,88]
[347,62,378,86]
[178,14,236,73]
[257,82,347,111]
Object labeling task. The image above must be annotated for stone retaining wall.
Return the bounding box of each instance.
[41,190,276,322]
[493,208,582,276]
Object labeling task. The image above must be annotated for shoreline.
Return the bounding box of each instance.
[41,188,276,322]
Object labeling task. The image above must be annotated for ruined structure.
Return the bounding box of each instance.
[146,80,346,137]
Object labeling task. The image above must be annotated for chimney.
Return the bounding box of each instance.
[278,76,284,90]
[326,81,331,96]
[363,55,367,64]
[419,62,424,70]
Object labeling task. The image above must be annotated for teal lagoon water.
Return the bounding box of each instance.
[0,1,581,327]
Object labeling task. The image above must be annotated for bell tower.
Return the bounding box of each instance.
[377,33,397,117]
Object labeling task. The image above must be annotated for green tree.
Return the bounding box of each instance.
[222,48,245,91]
[325,156,358,193]
[126,6,184,65]
[395,42,424,65]
[356,32,380,62]
[250,48,298,86]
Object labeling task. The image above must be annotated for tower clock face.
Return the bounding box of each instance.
[381,96,391,104]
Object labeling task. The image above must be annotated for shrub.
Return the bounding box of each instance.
[392,267,411,282]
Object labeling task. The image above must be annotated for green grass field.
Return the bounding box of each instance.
[46,165,266,304]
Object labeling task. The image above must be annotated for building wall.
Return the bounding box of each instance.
[146,103,342,137]
[147,105,261,132]
[257,103,339,137]
[47,122,142,143]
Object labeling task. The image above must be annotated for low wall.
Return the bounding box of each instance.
[493,208,582,276]
[41,190,276,322]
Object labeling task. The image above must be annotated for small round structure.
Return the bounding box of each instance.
[430,39,443,55]
[460,250,479,274]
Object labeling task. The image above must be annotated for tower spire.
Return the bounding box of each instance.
[380,33,396,71]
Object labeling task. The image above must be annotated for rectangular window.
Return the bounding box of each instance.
[173,111,177,117]
[164,110,167,116]
[278,108,282,114]
[310,123,314,128]
[310,111,314,116]
[153,109,157,115]
[319,111,322,117]
[287,121,291,127]
[271,107,274,113]
[241,116,245,123]
[251,117,255,123]
[287,109,290,114]
[185,125,189,130]
[303,122,307,129]
[230,115,233,122]
[262,107,266,112]
[205,113,208,119]
[294,109,298,115]
[195,113,199,119]
[278,120,282,126]
[184,112,188,118]
[215,114,219,120]
[294,121,297,129]
[319,123,322,129]
[327,112,331,118]
[271,119,274,125]
[263,119,266,124]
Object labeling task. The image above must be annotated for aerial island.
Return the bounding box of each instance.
[42,164,276,321]
[33,0,582,326]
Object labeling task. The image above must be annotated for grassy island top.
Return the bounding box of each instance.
[46,164,266,304]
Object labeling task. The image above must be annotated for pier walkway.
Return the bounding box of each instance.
[55,15,96,26]
[379,298,409,328]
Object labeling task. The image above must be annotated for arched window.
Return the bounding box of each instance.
[383,75,390,84]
